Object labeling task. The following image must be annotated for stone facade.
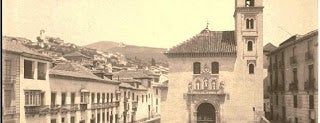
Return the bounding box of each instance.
[267,30,318,123]
[161,0,265,123]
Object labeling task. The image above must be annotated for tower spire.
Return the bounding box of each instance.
[206,20,209,29]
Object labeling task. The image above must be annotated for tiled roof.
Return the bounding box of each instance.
[50,63,119,84]
[119,83,135,89]
[113,70,152,79]
[2,39,51,60]
[270,30,318,54]
[166,29,236,55]
[263,43,277,52]
[64,51,91,59]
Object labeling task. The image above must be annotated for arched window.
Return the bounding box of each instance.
[249,64,255,74]
[247,41,253,51]
[246,19,254,29]
[193,62,201,74]
[211,62,219,74]
[245,0,255,7]
[196,81,201,90]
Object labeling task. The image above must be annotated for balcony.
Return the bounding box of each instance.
[3,76,16,88]
[50,105,61,114]
[290,56,297,65]
[289,82,298,92]
[60,104,79,112]
[132,101,138,111]
[305,50,314,61]
[80,104,87,111]
[279,60,285,69]
[91,103,103,109]
[304,79,316,91]
[273,63,278,69]
[268,65,272,73]
[3,106,16,115]
[25,105,50,115]
[278,84,284,92]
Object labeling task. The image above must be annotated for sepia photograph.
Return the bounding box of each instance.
[2,0,318,123]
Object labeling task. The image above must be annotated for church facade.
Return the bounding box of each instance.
[162,0,265,123]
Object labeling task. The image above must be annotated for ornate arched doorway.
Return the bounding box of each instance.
[197,103,215,123]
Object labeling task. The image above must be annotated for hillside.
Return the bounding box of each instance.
[84,41,168,64]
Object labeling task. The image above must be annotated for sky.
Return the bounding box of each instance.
[2,0,318,48]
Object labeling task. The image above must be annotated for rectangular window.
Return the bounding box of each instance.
[142,95,144,103]
[137,95,139,102]
[156,89,159,95]
[294,95,298,108]
[107,93,109,102]
[61,93,66,105]
[102,93,105,103]
[111,93,113,102]
[91,93,95,103]
[276,95,278,105]
[80,92,89,104]
[24,60,34,79]
[97,93,100,103]
[61,117,65,123]
[156,98,158,105]
[309,95,314,109]
[70,117,75,123]
[71,93,75,104]
[148,80,151,88]
[107,112,109,121]
[5,60,12,77]
[309,65,314,82]
[295,117,298,123]
[293,68,298,83]
[51,119,57,123]
[37,62,47,80]
[25,90,43,106]
[116,93,118,101]
[103,112,105,122]
[132,93,135,101]
[51,92,56,106]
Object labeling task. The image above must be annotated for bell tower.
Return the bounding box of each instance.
[234,0,265,119]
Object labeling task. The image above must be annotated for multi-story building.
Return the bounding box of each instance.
[162,0,266,122]
[113,70,163,123]
[267,30,318,123]
[2,39,52,123]
[49,63,121,123]
[262,43,277,119]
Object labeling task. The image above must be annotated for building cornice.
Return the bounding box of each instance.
[164,52,237,58]
[49,74,121,85]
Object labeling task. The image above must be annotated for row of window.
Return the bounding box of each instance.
[193,62,255,74]
[24,60,47,80]
[274,95,314,109]
[50,112,117,123]
[193,62,219,74]
[25,89,161,106]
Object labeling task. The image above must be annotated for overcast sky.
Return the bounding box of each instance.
[3,0,318,48]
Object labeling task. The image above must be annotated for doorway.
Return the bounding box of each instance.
[197,103,215,123]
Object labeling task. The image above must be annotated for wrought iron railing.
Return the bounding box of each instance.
[304,79,316,91]
[289,82,298,92]
[290,56,297,65]
[3,106,16,115]
[305,50,314,61]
